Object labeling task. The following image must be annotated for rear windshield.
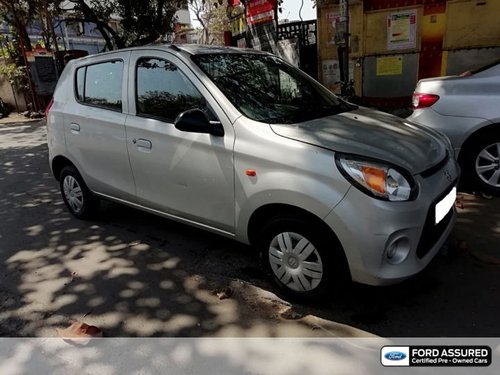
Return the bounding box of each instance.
[461,58,500,76]
[192,53,353,124]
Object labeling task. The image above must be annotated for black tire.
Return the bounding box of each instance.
[59,166,99,219]
[461,135,500,196]
[256,215,349,302]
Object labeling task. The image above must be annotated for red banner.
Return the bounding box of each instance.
[247,0,277,25]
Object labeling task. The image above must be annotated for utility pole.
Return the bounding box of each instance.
[336,0,350,95]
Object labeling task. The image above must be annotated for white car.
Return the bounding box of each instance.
[409,59,500,195]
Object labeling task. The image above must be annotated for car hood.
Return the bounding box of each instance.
[270,107,447,175]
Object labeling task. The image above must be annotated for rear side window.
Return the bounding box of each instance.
[76,68,85,102]
[136,57,205,122]
[75,60,123,111]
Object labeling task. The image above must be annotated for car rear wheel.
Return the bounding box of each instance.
[257,216,348,301]
[464,136,500,196]
[60,166,99,219]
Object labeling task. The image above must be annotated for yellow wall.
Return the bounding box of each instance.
[316,0,500,94]
[444,0,500,49]
[317,2,363,58]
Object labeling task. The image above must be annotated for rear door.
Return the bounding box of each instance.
[124,50,235,233]
[64,53,136,201]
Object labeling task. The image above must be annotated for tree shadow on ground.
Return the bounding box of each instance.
[1,122,499,338]
[0,123,265,337]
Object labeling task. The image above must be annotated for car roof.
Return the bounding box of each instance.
[68,44,271,67]
[80,44,269,59]
[172,44,270,56]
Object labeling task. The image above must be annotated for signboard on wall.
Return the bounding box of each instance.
[387,9,417,50]
[326,12,352,46]
[322,59,340,87]
[326,12,340,45]
[321,59,354,90]
[376,55,403,75]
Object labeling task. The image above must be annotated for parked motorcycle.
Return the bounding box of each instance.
[0,97,11,118]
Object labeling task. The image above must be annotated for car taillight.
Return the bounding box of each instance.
[412,93,439,109]
[44,97,54,117]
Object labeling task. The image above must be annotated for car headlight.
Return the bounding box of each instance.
[336,154,417,201]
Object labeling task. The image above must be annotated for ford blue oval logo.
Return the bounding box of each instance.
[384,351,407,361]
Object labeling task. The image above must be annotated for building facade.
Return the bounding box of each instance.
[317,0,500,108]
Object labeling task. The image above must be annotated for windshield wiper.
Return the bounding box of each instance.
[298,104,347,119]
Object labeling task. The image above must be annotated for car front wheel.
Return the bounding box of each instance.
[257,216,348,301]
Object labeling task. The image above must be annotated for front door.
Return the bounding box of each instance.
[124,50,235,233]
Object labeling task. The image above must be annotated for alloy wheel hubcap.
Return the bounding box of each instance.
[63,175,84,213]
[268,232,323,292]
[475,142,500,188]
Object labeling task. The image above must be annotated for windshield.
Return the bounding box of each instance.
[192,53,353,124]
[459,58,500,76]
[470,58,500,74]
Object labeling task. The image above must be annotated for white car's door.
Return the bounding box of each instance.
[124,50,235,233]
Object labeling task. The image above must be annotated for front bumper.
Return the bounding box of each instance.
[325,156,459,286]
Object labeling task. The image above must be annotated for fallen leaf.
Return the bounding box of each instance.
[56,321,103,341]
[215,287,233,300]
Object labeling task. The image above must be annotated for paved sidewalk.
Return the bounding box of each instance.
[0,113,43,126]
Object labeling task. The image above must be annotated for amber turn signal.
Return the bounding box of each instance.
[361,166,386,194]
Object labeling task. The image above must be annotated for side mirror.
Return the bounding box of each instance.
[174,109,224,137]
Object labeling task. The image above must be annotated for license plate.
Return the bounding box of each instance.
[435,187,456,224]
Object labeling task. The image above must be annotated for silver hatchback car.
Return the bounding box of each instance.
[47,45,459,300]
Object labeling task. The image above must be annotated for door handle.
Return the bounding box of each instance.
[69,123,80,134]
[135,138,152,150]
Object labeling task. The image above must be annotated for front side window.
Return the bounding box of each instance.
[192,53,353,124]
[136,57,205,122]
[76,60,123,111]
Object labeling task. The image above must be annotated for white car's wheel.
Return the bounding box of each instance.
[474,142,500,188]
[465,136,500,196]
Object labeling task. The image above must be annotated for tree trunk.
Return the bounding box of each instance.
[13,16,32,52]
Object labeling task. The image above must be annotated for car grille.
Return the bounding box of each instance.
[416,182,456,259]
